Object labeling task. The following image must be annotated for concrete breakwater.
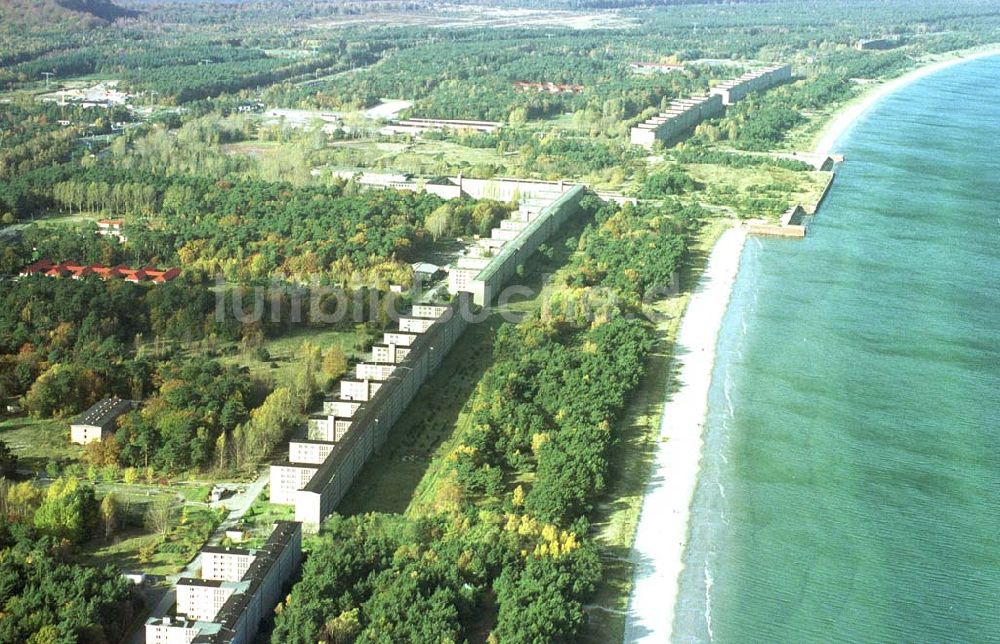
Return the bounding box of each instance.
[748,166,839,239]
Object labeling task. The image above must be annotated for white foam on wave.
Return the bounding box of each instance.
[704,564,715,642]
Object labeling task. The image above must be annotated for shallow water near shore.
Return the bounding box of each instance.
[674,55,1000,642]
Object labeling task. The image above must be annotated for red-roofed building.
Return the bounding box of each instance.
[20,259,179,285]
[19,259,55,276]
[125,269,149,283]
[151,268,181,283]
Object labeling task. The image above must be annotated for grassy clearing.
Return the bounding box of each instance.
[33,211,102,227]
[241,490,297,538]
[320,138,507,175]
[220,140,283,157]
[176,484,213,503]
[0,416,80,471]
[578,217,732,643]
[533,112,593,134]
[685,162,832,220]
[76,492,223,576]
[218,326,359,389]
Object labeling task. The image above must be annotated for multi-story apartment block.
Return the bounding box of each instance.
[289,439,337,465]
[355,362,396,381]
[322,399,361,417]
[177,579,244,622]
[269,463,319,504]
[371,344,410,363]
[307,414,352,442]
[146,522,302,644]
[339,379,382,401]
[382,332,417,346]
[201,546,255,582]
[398,317,436,333]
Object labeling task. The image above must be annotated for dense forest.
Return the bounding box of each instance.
[0,489,137,642]
[0,0,137,28]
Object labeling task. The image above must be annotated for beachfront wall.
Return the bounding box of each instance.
[294,294,472,529]
[459,184,587,306]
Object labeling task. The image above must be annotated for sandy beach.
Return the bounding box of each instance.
[623,44,1000,644]
[622,225,746,643]
[814,46,1000,156]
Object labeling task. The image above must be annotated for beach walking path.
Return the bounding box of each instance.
[623,225,746,643]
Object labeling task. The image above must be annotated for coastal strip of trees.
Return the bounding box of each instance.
[271,195,698,642]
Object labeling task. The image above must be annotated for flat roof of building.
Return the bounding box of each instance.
[177,577,224,588]
[201,545,252,556]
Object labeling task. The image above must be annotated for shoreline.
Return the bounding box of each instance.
[622,225,747,643]
[622,44,1000,644]
[814,44,1000,156]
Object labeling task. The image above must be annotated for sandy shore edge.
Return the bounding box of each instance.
[622,225,747,643]
[814,45,1000,156]
[622,44,1000,644]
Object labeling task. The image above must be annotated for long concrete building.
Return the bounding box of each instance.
[447,184,588,306]
[145,521,302,644]
[629,93,724,148]
[267,303,468,528]
[630,63,791,148]
[285,298,470,529]
[709,63,792,105]
[267,182,590,531]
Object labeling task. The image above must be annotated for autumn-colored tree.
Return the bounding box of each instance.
[322,346,349,381]
[100,493,120,540]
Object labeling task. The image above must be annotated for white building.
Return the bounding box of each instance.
[339,379,382,402]
[69,397,135,445]
[201,546,256,582]
[322,399,361,417]
[144,617,219,643]
[146,522,302,644]
[399,317,436,334]
[382,332,417,346]
[371,344,410,363]
[269,463,319,504]
[289,440,337,465]
[355,362,396,381]
[176,579,243,622]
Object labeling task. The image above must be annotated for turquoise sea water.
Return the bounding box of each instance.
[675,56,1000,643]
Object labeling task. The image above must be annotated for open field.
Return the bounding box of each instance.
[685,162,833,221]
[0,416,80,470]
[77,501,224,576]
[217,326,360,390]
[321,138,507,174]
